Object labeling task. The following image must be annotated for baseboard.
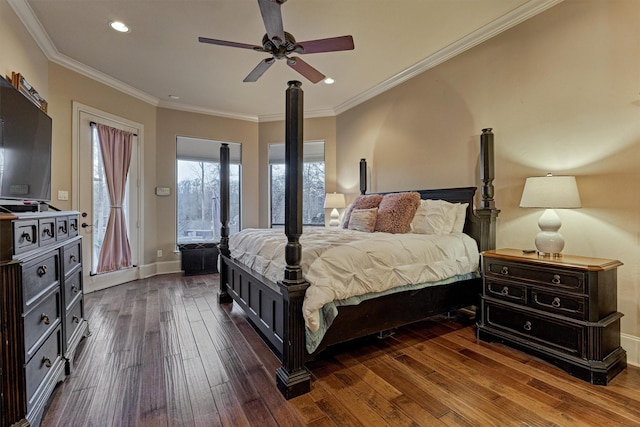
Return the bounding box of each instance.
[622,333,640,367]
[139,260,182,278]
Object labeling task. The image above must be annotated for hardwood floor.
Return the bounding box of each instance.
[42,273,640,427]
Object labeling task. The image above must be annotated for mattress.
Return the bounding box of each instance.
[229,227,480,335]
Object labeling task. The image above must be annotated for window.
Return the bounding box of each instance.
[269,141,325,227]
[176,137,241,244]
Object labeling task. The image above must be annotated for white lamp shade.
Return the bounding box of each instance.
[520,174,581,256]
[324,193,346,209]
[519,175,581,208]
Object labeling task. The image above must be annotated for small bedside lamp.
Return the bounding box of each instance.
[519,174,581,256]
[324,193,346,227]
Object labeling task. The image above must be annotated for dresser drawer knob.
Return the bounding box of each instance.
[71,223,78,231]
[523,321,532,331]
[43,357,52,368]
[41,313,50,325]
[42,228,53,237]
[72,286,79,293]
[73,315,80,324]
[552,274,561,284]
[37,265,48,277]
[20,232,32,243]
[70,254,77,263]
[59,225,67,234]
[552,297,561,308]
[501,266,509,275]
[500,286,509,296]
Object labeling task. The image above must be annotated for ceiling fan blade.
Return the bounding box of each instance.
[295,35,354,54]
[244,58,275,82]
[257,0,285,45]
[287,57,325,84]
[199,37,264,51]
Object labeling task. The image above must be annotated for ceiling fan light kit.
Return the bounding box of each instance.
[199,0,354,83]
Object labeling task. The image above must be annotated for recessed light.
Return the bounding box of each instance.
[109,21,130,33]
[324,77,335,85]
[168,94,180,100]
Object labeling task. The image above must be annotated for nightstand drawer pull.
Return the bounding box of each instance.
[552,297,561,308]
[551,274,561,284]
[523,321,532,331]
[501,286,510,296]
[501,266,509,275]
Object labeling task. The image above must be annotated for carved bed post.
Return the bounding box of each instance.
[276,80,311,399]
[218,143,232,303]
[359,158,367,194]
[476,128,500,251]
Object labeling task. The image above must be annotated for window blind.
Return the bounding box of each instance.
[268,140,325,164]
[176,136,242,164]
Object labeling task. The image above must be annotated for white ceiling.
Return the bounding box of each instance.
[10,0,560,122]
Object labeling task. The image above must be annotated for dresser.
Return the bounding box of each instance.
[0,211,89,427]
[477,248,627,385]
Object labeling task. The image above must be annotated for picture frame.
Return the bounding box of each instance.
[7,71,48,113]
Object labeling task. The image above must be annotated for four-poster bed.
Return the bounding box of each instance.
[217,81,499,399]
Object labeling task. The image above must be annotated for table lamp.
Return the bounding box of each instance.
[324,193,346,227]
[519,174,581,256]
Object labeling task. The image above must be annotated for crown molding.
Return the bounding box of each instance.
[9,0,562,122]
[334,0,563,115]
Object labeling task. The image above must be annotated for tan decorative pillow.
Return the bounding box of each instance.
[341,194,384,228]
[374,192,421,234]
[348,208,378,232]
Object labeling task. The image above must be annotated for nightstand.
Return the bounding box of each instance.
[477,248,627,385]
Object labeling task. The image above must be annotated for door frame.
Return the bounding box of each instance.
[71,101,144,293]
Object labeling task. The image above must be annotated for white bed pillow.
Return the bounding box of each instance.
[452,202,469,233]
[411,199,459,235]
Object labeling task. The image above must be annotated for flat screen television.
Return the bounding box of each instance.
[0,75,52,203]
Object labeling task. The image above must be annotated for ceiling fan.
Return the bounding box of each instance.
[198,0,355,83]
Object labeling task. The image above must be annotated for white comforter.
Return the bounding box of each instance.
[229,228,479,333]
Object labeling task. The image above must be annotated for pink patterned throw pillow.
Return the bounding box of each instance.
[341,194,384,228]
[374,192,421,234]
[348,208,378,232]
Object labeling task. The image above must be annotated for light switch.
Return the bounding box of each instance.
[155,186,171,196]
[58,190,69,201]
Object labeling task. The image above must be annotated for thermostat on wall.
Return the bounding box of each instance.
[155,186,171,196]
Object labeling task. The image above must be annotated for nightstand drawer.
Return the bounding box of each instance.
[485,260,585,293]
[531,288,586,320]
[485,279,527,305]
[484,302,583,358]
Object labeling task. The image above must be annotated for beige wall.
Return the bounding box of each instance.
[0,1,49,98]
[258,116,337,227]
[336,0,640,354]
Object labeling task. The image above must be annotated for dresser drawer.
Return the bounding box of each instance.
[24,288,61,362]
[13,219,39,254]
[68,216,79,237]
[62,239,82,277]
[485,279,527,305]
[23,252,60,310]
[484,302,583,358]
[64,268,83,310]
[485,259,585,293]
[531,288,586,320]
[25,326,63,409]
[38,218,57,247]
[65,298,85,347]
[56,217,69,241]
